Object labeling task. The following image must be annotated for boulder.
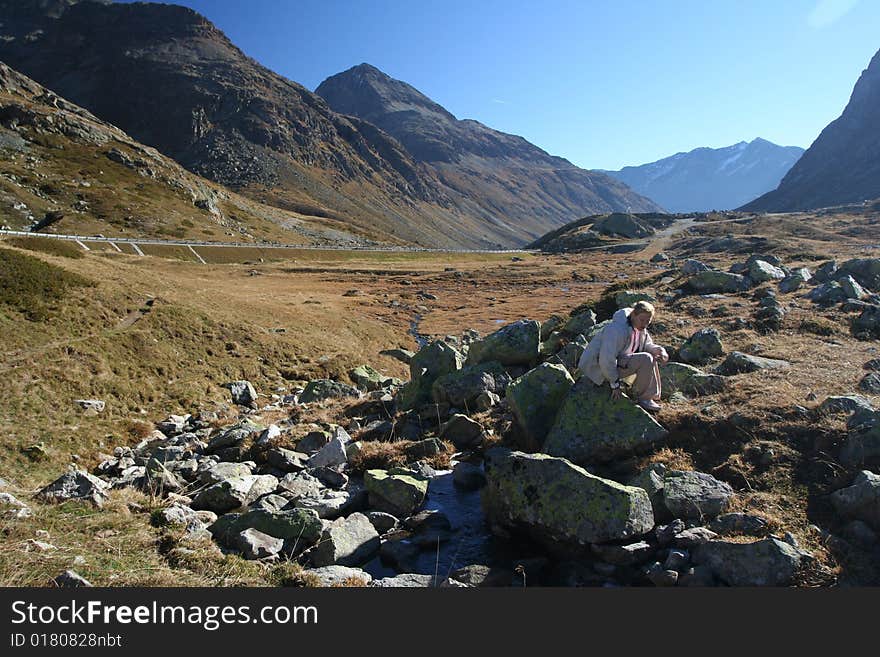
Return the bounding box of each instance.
[398,340,464,410]
[266,448,308,473]
[852,304,880,338]
[309,512,380,567]
[380,348,414,364]
[404,438,445,461]
[778,268,812,293]
[663,470,735,521]
[209,507,323,548]
[482,448,654,546]
[447,564,514,587]
[748,260,785,283]
[813,260,837,283]
[540,315,564,340]
[37,469,109,507]
[307,437,348,469]
[830,470,880,531]
[228,380,257,406]
[693,538,806,586]
[614,290,656,308]
[651,252,670,263]
[839,275,868,300]
[563,310,597,337]
[431,361,510,408]
[506,363,575,447]
[627,463,668,519]
[233,528,284,560]
[50,570,93,588]
[302,566,372,587]
[198,461,253,486]
[555,334,588,372]
[299,379,362,404]
[365,511,398,534]
[544,378,668,465]
[371,574,435,587]
[719,351,790,375]
[677,328,724,365]
[682,259,710,275]
[364,469,428,517]
[707,513,769,537]
[687,271,748,294]
[859,373,880,394]
[465,319,541,367]
[591,541,654,566]
[660,362,727,398]
[191,475,278,514]
[439,414,485,450]
[452,462,486,490]
[837,258,880,290]
[349,365,394,391]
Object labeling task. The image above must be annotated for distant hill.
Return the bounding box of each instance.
[316,63,662,242]
[742,48,880,212]
[602,139,803,213]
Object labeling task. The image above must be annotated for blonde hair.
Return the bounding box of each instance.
[632,300,655,318]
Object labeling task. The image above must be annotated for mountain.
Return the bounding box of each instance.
[0,0,472,247]
[315,63,663,239]
[601,139,803,213]
[0,60,376,245]
[742,49,880,212]
[0,1,658,248]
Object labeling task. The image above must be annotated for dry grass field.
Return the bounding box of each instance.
[1,208,879,586]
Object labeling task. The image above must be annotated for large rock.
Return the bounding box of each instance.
[682,259,709,275]
[563,310,597,337]
[364,469,428,517]
[748,260,785,283]
[398,340,464,410]
[209,507,324,548]
[663,470,735,521]
[198,461,253,486]
[349,365,395,391]
[302,566,372,587]
[840,412,880,469]
[719,351,790,375]
[693,538,806,586]
[191,475,278,514]
[506,363,575,447]
[233,528,284,560]
[830,470,880,531]
[837,258,880,291]
[228,380,257,406]
[614,290,656,309]
[309,512,380,567]
[677,328,724,365]
[660,363,727,398]
[687,271,749,294]
[37,469,109,507]
[372,574,435,587]
[779,267,812,293]
[544,378,668,465]
[482,448,654,547]
[307,437,348,469]
[839,275,868,301]
[439,414,485,450]
[299,379,362,404]
[808,280,848,305]
[465,320,540,367]
[431,361,510,408]
[852,304,880,338]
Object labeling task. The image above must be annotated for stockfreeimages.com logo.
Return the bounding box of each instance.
[11,600,318,632]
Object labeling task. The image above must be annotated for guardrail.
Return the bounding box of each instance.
[0,229,534,255]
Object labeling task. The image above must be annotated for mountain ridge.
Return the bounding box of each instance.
[601,138,804,212]
[742,47,880,212]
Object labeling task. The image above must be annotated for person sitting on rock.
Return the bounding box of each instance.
[577,300,669,412]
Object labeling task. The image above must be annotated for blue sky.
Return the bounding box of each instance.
[118,0,879,170]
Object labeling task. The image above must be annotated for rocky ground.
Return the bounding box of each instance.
[2,208,880,586]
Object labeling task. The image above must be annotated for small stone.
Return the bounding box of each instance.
[50,570,93,587]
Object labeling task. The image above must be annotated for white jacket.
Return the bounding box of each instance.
[577,307,657,385]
